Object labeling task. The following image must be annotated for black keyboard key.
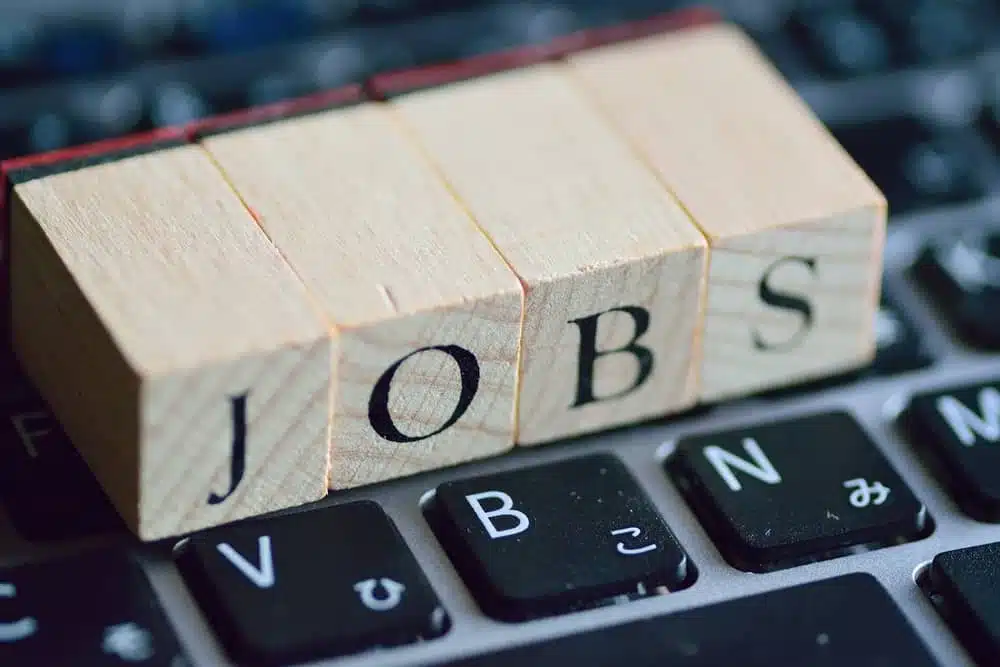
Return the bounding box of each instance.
[426,454,692,622]
[761,291,930,398]
[0,17,41,81]
[0,550,188,666]
[903,380,1000,521]
[667,412,929,572]
[194,4,309,53]
[913,228,1000,348]
[927,541,1000,665]
[0,125,29,161]
[37,24,125,78]
[0,357,36,404]
[358,0,476,22]
[787,8,892,78]
[831,118,985,216]
[866,0,996,65]
[434,573,940,666]
[0,398,125,541]
[176,500,447,666]
[980,103,1000,153]
[874,294,931,374]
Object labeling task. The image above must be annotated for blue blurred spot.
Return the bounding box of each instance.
[198,5,309,52]
[41,27,121,76]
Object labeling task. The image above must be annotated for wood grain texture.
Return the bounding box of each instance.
[567,23,886,401]
[200,103,522,488]
[10,145,332,540]
[389,63,708,445]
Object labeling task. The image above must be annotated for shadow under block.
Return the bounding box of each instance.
[200,103,522,489]
[567,23,886,402]
[9,145,332,540]
[389,63,709,445]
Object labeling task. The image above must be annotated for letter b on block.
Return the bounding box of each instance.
[388,64,710,448]
[570,307,655,408]
[515,246,706,447]
[566,24,886,403]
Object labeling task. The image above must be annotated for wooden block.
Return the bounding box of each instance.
[566,23,886,402]
[200,103,522,488]
[9,144,333,541]
[389,63,708,445]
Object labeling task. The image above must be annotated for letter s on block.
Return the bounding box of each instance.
[752,256,817,352]
[368,345,480,443]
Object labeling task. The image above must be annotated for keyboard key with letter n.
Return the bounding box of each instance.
[566,22,887,402]
[667,412,929,571]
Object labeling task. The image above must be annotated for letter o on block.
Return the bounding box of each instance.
[369,345,480,443]
[200,103,523,490]
[390,64,709,445]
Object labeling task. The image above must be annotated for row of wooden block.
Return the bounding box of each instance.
[6,22,885,541]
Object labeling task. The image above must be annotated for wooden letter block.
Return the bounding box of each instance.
[390,64,708,445]
[567,23,886,401]
[200,103,522,488]
[10,145,332,540]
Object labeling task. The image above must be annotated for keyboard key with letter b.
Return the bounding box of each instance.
[426,454,692,621]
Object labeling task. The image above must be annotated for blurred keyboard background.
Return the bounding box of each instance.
[3,0,1000,223]
[6,7,1000,666]
[0,0,712,159]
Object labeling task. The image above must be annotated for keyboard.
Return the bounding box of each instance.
[4,1,1000,665]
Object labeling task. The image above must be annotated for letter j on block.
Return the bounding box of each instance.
[201,102,522,489]
[390,63,708,444]
[8,145,332,540]
[567,23,886,400]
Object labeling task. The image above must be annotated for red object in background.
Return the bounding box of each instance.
[0,6,720,351]
[186,84,365,138]
[368,5,719,98]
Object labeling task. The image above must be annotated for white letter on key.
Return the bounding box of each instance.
[465,491,530,539]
